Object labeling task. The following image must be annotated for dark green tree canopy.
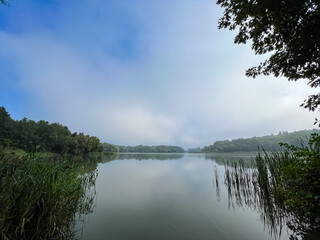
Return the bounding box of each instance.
[0,107,103,154]
[0,0,9,5]
[217,0,320,111]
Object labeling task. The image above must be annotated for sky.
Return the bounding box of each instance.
[0,0,317,148]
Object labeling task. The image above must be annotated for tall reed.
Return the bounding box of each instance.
[217,134,320,239]
[0,152,97,240]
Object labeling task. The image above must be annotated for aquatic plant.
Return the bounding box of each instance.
[216,134,320,239]
[0,152,97,240]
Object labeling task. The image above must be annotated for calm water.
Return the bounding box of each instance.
[76,153,290,240]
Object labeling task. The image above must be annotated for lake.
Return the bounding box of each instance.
[76,153,290,240]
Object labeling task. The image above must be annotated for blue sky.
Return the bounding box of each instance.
[0,0,316,147]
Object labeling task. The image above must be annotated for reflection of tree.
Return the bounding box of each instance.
[101,153,184,162]
[205,153,256,167]
[68,154,102,174]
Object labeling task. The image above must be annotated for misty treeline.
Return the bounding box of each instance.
[0,107,103,154]
[102,142,185,153]
[187,147,201,153]
[202,129,320,153]
[0,107,185,154]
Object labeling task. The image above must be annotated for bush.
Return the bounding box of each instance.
[271,133,320,236]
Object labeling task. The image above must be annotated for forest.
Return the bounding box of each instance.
[117,145,185,153]
[3,105,318,155]
[202,129,320,152]
[0,107,103,154]
[101,142,185,153]
[187,147,201,153]
[0,106,185,155]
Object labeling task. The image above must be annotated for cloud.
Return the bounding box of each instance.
[93,105,183,145]
[0,0,317,147]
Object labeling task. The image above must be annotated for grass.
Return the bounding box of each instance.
[217,134,320,239]
[0,151,97,240]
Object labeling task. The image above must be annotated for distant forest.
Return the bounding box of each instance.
[187,147,201,153]
[0,107,185,154]
[2,107,318,155]
[102,143,185,153]
[0,107,102,154]
[202,129,320,153]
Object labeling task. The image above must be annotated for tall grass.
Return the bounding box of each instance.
[0,152,97,240]
[217,134,320,239]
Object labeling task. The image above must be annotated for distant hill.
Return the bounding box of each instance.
[202,129,320,153]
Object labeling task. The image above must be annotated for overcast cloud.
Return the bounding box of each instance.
[0,0,317,147]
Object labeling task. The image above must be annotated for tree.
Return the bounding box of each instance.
[0,0,9,6]
[0,107,13,147]
[217,0,320,111]
[0,107,103,154]
[102,143,119,153]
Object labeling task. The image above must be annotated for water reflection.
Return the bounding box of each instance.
[214,159,288,239]
[77,153,290,240]
[214,158,319,240]
[57,154,100,238]
[204,153,256,167]
[103,153,184,161]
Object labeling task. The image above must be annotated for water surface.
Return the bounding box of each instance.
[77,153,289,240]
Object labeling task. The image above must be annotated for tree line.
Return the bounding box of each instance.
[202,129,320,153]
[187,147,201,153]
[102,143,185,153]
[0,107,103,154]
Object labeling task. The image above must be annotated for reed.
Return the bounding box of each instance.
[217,133,320,239]
[0,151,97,240]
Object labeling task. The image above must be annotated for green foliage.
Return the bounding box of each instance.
[102,142,119,153]
[219,134,320,238]
[202,129,320,152]
[217,0,320,111]
[0,107,103,154]
[0,0,9,6]
[271,133,320,236]
[187,147,201,153]
[0,152,97,239]
[118,145,185,153]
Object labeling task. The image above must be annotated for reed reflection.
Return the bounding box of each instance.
[214,157,319,240]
